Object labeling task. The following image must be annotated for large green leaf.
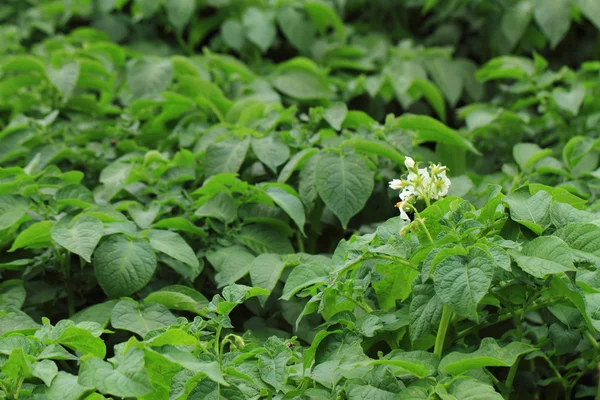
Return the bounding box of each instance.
[439,337,534,375]
[110,299,177,337]
[513,236,576,278]
[0,195,29,230]
[249,253,286,306]
[433,247,495,317]
[237,224,294,254]
[44,372,93,400]
[148,229,199,269]
[534,0,571,48]
[207,245,256,288]
[252,135,290,174]
[281,262,332,300]
[78,349,153,397]
[366,351,438,378]
[316,152,374,229]
[264,186,306,234]
[9,220,52,251]
[127,57,174,99]
[409,284,444,342]
[397,114,480,155]
[51,215,103,262]
[166,0,195,32]
[503,189,552,235]
[242,7,276,52]
[93,235,157,298]
[204,137,250,177]
[556,223,600,267]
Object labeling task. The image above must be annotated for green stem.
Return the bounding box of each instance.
[506,310,524,389]
[434,305,452,358]
[406,204,434,244]
[585,331,600,350]
[296,231,305,253]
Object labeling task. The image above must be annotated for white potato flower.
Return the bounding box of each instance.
[388,158,451,217]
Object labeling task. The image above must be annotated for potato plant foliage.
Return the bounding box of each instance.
[1,0,600,399]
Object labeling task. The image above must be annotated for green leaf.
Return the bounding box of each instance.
[397,114,480,155]
[48,62,80,102]
[373,263,418,311]
[221,19,245,51]
[237,224,294,254]
[166,0,195,32]
[51,215,103,263]
[252,135,290,174]
[549,323,581,355]
[503,189,552,235]
[409,284,444,342]
[433,247,495,317]
[249,253,285,306]
[204,137,250,177]
[278,148,318,183]
[264,186,306,234]
[324,102,348,131]
[447,378,503,400]
[552,85,586,115]
[110,299,177,337]
[32,359,59,386]
[0,280,25,310]
[272,65,331,100]
[71,301,119,328]
[78,349,153,397]
[44,372,93,400]
[56,184,95,209]
[534,0,571,48]
[148,229,199,269]
[348,386,396,400]
[501,1,534,51]
[579,0,600,30]
[195,192,238,224]
[0,195,29,230]
[281,262,332,300]
[555,223,600,267]
[257,338,293,390]
[276,6,315,53]
[242,7,276,52]
[144,285,208,313]
[127,201,160,229]
[135,0,162,17]
[207,245,256,288]
[94,235,157,298]
[9,220,52,251]
[513,236,576,278]
[52,325,107,358]
[127,57,174,99]
[304,0,345,41]
[409,79,447,122]
[316,152,374,229]
[439,337,534,375]
[367,350,438,378]
[513,143,552,171]
[152,217,207,236]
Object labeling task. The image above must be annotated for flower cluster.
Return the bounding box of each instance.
[389,157,451,221]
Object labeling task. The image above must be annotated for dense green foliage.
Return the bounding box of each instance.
[0,0,600,399]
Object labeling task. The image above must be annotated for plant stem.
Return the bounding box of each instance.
[596,363,600,400]
[406,204,434,244]
[585,331,600,350]
[506,311,524,389]
[296,231,305,253]
[434,305,452,358]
